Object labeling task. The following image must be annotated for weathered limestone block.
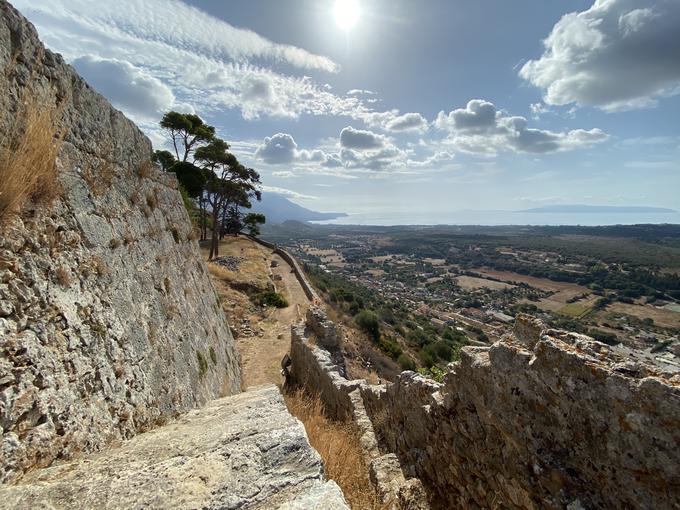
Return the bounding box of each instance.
[290,321,361,420]
[513,313,544,349]
[363,322,680,509]
[0,385,349,509]
[0,0,240,482]
[306,306,341,348]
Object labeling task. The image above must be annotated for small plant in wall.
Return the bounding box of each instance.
[196,350,208,379]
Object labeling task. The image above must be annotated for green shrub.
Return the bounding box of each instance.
[417,366,446,383]
[378,335,402,359]
[209,346,217,365]
[252,291,289,308]
[196,350,208,379]
[355,309,380,341]
[397,354,416,371]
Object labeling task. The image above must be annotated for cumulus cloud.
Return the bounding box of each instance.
[340,126,387,150]
[73,56,174,120]
[520,0,680,111]
[435,99,608,154]
[385,112,428,132]
[255,133,329,166]
[255,133,298,164]
[363,110,428,133]
[407,151,455,169]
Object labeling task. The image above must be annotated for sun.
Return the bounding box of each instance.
[334,0,360,30]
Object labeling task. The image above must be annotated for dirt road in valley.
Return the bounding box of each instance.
[237,246,311,389]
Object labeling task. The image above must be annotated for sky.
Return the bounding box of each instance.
[15,0,680,217]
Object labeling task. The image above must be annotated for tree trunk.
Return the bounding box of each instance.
[209,203,220,260]
[199,197,207,241]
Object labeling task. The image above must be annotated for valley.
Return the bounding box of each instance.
[264,222,680,378]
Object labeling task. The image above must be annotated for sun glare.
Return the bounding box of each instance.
[334,0,360,30]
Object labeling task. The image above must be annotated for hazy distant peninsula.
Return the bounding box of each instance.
[520,205,677,214]
[252,193,347,224]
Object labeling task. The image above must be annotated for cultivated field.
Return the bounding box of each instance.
[456,275,515,291]
[474,267,594,313]
[608,302,680,329]
[300,245,346,266]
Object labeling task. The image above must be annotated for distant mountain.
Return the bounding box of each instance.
[521,205,677,214]
[251,193,347,224]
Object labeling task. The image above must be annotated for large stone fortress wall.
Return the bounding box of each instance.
[290,307,680,509]
[0,1,240,482]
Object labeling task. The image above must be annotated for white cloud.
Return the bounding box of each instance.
[272,170,296,178]
[17,0,337,72]
[261,186,317,200]
[520,0,680,111]
[255,133,299,164]
[435,99,608,154]
[347,89,376,96]
[72,56,174,120]
[407,151,455,169]
[14,0,387,122]
[363,110,428,133]
[340,126,387,150]
[385,112,428,132]
[255,133,330,166]
[529,102,550,119]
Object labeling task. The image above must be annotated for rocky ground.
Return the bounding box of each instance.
[0,386,348,509]
[204,237,311,389]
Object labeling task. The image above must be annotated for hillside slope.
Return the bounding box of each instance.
[251,192,346,223]
[0,0,239,482]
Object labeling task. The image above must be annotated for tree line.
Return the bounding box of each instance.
[152,111,265,259]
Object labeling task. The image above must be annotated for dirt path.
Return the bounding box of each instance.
[236,246,311,389]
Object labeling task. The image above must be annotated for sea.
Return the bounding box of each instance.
[313,210,680,227]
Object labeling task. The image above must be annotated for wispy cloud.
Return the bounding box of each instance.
[14,0,378,123]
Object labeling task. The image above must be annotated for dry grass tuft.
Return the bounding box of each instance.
[283,388,382,510]
[55,265,70,287]
[0,93,64,221]
[137,160,153,179]
[208,263,233,281]
[146,192,158,210]
[82,157,115,196]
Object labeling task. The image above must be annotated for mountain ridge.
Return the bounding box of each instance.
[520,204,677,213]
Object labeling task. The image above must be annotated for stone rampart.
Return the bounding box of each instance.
[0,1,240,482]
[290,305,680,509]
[245,234,319,302]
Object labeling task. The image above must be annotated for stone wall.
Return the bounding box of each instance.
[0,1,240,483]
[289,307,429,509]
[290,306,680,509]
[245,234,320,301]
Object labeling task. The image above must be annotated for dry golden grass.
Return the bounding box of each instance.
[208,262,235,282]
[55,265,70,287]
[283,388,383,510]
[0,93,63,220]
[137,160,153,179]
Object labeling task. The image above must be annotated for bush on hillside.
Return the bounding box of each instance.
[252,291,288,308]
[355,309,380,341]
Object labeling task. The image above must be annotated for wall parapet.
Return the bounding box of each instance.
[244,235,319,302]
[289,309,680,509]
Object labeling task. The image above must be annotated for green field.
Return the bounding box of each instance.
[558,303,592,318]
